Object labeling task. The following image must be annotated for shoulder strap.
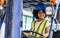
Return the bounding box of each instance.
[35,19,44,36]
[31,21,36,31]
[31,21,36,35]
[36,20,45,33]
[41,20,47,34]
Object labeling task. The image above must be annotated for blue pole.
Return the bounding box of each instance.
[49,0,60,38]
[48,5,55,38]
[5,0,13,38]
[11,0,22,38]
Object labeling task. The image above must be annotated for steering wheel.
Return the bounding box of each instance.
[22,30,43,38]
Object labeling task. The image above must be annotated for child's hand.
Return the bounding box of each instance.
[23,32,30,37]
[40,34,47,38]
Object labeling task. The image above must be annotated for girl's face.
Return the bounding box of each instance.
[38,10,45,20]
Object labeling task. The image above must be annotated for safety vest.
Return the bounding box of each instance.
[31,19,47,38]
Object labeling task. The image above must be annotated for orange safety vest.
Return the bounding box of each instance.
[31,19,47,38]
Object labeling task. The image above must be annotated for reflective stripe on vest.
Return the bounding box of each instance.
[31,19,47,38]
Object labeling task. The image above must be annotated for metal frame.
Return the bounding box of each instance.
[49,0,60,38]
[3,0,60,38]
[11,0,22,38]
[5,0,13,38]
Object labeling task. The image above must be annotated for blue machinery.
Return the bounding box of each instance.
[11,0,22,38]
[49,0,60,38]
[0,0,60,38]
[5,0,22,38]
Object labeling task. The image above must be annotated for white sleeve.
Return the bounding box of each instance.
[45,21,50,28]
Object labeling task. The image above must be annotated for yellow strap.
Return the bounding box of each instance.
[36,19,47,37]
[30,21,35,35]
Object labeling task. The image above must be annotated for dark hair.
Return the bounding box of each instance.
[32,10,46,19]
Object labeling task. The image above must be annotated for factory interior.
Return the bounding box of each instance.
[0,0,60,38]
